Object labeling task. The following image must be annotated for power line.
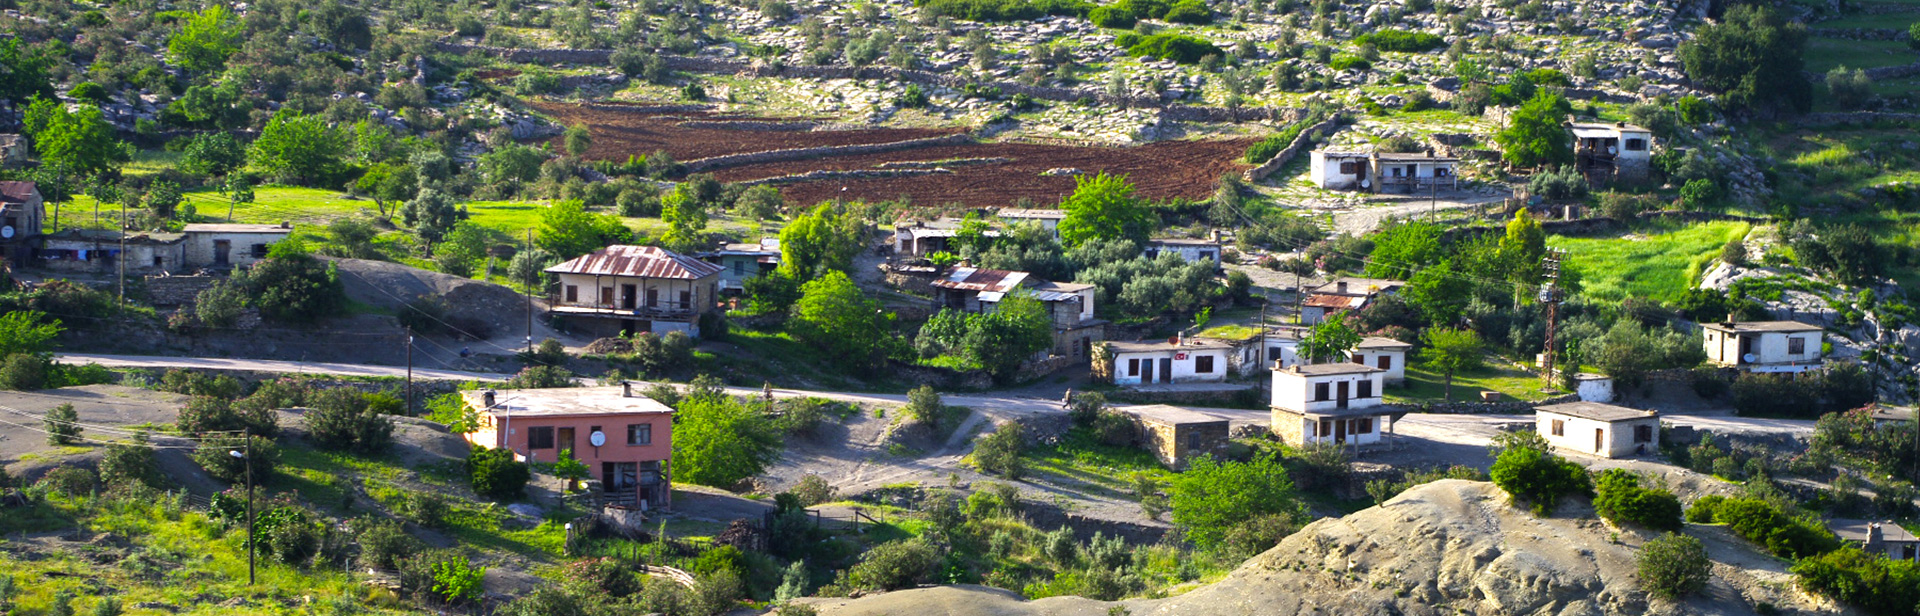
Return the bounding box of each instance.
[0,417,212,450]
[0,405,249,441]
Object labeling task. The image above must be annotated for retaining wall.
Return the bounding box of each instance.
[736,167,951,187]
[1809,27,1907,40]
[1243,115,1347,182]
[682,133,974,173]
[1800,111,1920,125]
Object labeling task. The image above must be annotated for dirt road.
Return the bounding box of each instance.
[1327,194,1509,236]
[56,353,515,382]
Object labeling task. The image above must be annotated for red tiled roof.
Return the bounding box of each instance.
[545,245,723,280]
[0,181,38,204]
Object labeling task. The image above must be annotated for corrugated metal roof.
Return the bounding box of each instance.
[546,245,724,280]
[1702,321,1822,333]
[997,208,1066,220]
[0,181,39,204]
[930,266,1028,293]
[1303,294,1367,309]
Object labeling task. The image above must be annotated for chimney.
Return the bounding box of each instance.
[1867,523,1886,552]
[622,381,633,398]
[482,390,496,407]
[1336,281,1348,294]
[1615,121,1625,128]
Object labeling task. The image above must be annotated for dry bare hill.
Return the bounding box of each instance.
[806,480,1848,616]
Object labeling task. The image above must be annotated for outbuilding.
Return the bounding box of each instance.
[1143,238,1223,267]
[463,384,675,510]
[1350,337,1411,385]
[1533,401,1659,459]
[1702,321,1824,373]
[1119,405,1230,470]
[1269,363,1392,448]
[1105,338,1235,385]
[181,223,293,269]
[1831,519,1919,562]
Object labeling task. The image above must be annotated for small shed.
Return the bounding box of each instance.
[1119,405,1230,470]
[1351,337,1412,385]
[1831,519,1920,562]
[1534,401,1659,459]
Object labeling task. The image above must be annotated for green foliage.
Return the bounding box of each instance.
[1161,0,1212,24]
[905,385,943,425]
[563,123,593,157]
[43,403,80,445]
[1120,34,1225,65]
[536,199,630,260]
[167,6,242,72]
[1364,220,1444,279]
[191,435,278,483]
[1072,240,1221,319]
[353,519,423,569]
[973,422,1026,478]
[1489,432,1591,516]
[846,538,941,590]
[0,38,57,104]
[1241,117,1319,164]
[1637,533,1712,600]
[1299,319,1362,363]
[1694,497,1839,559]
[1679,5,1810,113]
[22,98,132,177]
[233,241,346,322]
[788,271,899,368]
[0,353,49,391]
[1790,224,1887,286]
[1593,469,1683,531]
[1680,178,1722,210]
[426,393,481,434]
[303,388,397,454]
[251,109,347,186]
[914,0,1091,21]
[177,395,279,437]
[1593,320,1705,390]
[1328,55,1372,71]
[1059,173,1153,247]
[467,446,531,501]
[1528,165,1589,202]
[1418,328,1483,402]
[430,557,488,604]
[660,186,710,253]
[1731,364,1875,419]
[66,82,108,103]
[1354,29,1446,52]
[178,133,247,179]
[779,203,866,280]
[1496,91,1574,169]
[672,392,783,488]
[1168,452,1304,550]
[0,310,62,358]
[1088,5,1136,27]
[1812,407,1919,478]
[1793,547,1920,616]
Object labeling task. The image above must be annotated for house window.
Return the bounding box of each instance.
[1186,432,1203,452]
[1353,353,1365,365]
[1314,382,1330,401]
[1624,138,1647,151]
[527,426,555,449]
[1435,166,1453,177]
[1788,337,1806,355]
[1377,355,1391,370]
[1195,355,1214,374]
[1356,417,1373,434]
[565,285,578,303]
[628,423,653,445]
[1128,358,1140,376]
[1318,418,1331,437]
[733,261,745,276]
[250,244,269,258]
[1338,161,1360,174]
[1390,167,1403,177]
[600,287,614,305]
[1634,424,1653,443]
[1357,380,1373,399]
[1551,419,1565,437]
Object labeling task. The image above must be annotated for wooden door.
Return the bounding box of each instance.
[1595,428,1604,454]
[1337,381,1350,409]
[1159,357,1172,383]
[557,427,576,456]
[621,284,637,309]
[1334,418,1347,444]
[1141,359,1154,384]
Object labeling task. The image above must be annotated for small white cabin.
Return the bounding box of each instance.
[1269,363,1392,448]
[1106,338,1234,386]
[1534,401,1659,459]
[1310,150,1373,190]
[1350,337,1411,385]
[1702,321,1824,373]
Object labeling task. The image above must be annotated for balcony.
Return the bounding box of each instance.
[1376,175,1459,192]
[548,299,699,321]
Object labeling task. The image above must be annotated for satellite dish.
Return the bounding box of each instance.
[1742,354,1758,364]
[1360,179,1372,188]
[0,225,13,239]
[589,431,607,447]
[1608,146,1618,155]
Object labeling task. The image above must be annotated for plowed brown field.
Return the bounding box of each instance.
[533,103,1255,208]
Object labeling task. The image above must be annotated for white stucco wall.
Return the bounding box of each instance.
[1348,350,1407,384]
[1111,349,1231,385]
[1272,370,1386,413]
[1266,339,1303,370]
[1537,412,1659,458]
[183,231,288,268]
[1575,375,1615,403]
[1311,153,1368,189]
[1704,329,1823,370]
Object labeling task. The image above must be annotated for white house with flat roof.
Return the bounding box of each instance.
[1105,338,1235,385]
[1701,321,1824,373]
[1570,122,1652,182]
[1351,337,1412,385]
[1310,151,1459,193]
[181,223,292,269]
[995,208,1066,238]
[1143,238,1223,267]
[1269,363,1391,448]
[1534,401,1659,458]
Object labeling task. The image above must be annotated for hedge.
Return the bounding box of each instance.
[1793,547,1920,616]
[916,0,1092,21]
[1354,29,1446,52]
[1329,55,1372,71]
[1593,469,1683,531]
[1698,497,1839,559]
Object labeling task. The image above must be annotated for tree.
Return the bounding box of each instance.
[168,6,243,72]
[563,124,593,156]
[178,132,247,180]
[660,187,708,253]
[169,80,249,129]
[788,271,897,368]
[224,174,254,223]
[904,385,942,425]
[22,98,132,177]
[1299,319,1361,364]
[1058,173,1153,247]
[1489,432,1591,516]
[193,435,278,483]
[234,241,347,322]
[1404,260,1472,325]
[962,294,1056,381]
[537,200,630,259]
[972,422,1025,478]
[434,223,490,277]
[1168,452,1305,550]
[146,180,184,219]
[778,204,864,280]
[304,389,396,454]
[1419,328,1483,402]
[479,143,546,185]
[1495,91,1573,169]
[1498,209,1547,285]
[672,395,782,488]
[251,109,347,186]
[1638,533,1712,600]
[44,403,80,445]
[734,184,783,220]
[0,38,56,104]
[1363,221,1444,279]
[552,449,589,492]
[194,280,247,328]
[1679,5,1810,113]
[468,446,531,500]
[1826,66,1873,110]
[401,187,467,246]
[0,310,63,357]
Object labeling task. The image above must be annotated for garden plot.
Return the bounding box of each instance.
[528,102,967,162]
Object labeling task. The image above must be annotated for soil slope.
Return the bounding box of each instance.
[805,480,1849,616]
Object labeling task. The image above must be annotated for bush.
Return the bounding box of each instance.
[43,403,80,445]
[99,440,166,490]
[1122,33,1224,64]
[36,465,99,496]
[790,474,836,506]
[508,365,577,389]
[1161,0,1211,23]
[399,491,449,528]
[177,395,279,437]
[1329,54,1372,71]
[468,446,531,501]
[1354,29,1446,52]
[0,353,49,391]
[1593,469,1683,531]
[1793,547,1920,615]
[1168,452,1305,550]
[303,389,396,454]
[191,435,277,483]
[1489,432,1592,516]
[1680,178,1721,210]
[354,519,423,569]
[1528,165,1588,201]
[1637,533,1712,600]
[1700,497,1839,559]
[972,422,1025,478]
[846,539,940,590]
[918,0,1093,21]
[1088,5,1136,27]
[904,385,942,425]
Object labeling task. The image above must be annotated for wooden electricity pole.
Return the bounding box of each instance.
[1540,248,1566,389]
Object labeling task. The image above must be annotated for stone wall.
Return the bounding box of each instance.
[1021,501,1171,545]
[1810,27,1906,41]
[145,275,217,306]
[682,133,974,173]
[1390,393,1580,415]
[580,103,714,114]
[883,360,994,389]
[676,120,820,131]
[737,167,951,187]
[1111,385,1259,406]
[1243,115,1348,183]
[1800,111,1920,125]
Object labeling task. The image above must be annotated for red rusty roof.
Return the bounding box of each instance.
[0,181,39,204]
[1303,293,1367,310]
[545,245,723,280]
[930,266,1029,293]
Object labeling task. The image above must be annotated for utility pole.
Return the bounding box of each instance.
[405,326,414,414]
[117,203,126,315]
[1293,271,1303,325]
[229,440,254,586]
[1540,248,1565,389]
[526,229,535,357]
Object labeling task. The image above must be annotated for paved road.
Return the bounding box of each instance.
[57,353,516,382]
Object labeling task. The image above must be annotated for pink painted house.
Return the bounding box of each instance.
[462,384,675,510]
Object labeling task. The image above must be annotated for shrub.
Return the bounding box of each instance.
[905,385,942,425]
[508,365,577,389]
[37,465,99,496]
[399,491,449,528]
[191,435,277,483]
[1123,33,1224,64]
[1793,547,1920,615]
[1703,497,1839,559]
[99,440,166,490]
[1680,178,1721,210]
[790,474,836,506]
[1637,533,1712,600]
[177,395,279,437]
[43,403,80,445]
[917,0,1093,21]
[1219,513,1305,561]
[354,519,423,569]
[467,446,531,501]
[1593,469,1683,531]
[1354,29,1445,52]
[303,389,396,454]
[1686,495,1725,523]
[1329,54,1372,71]
[1489,433,1592,516]
[846,539,940,590]
[0,353,49,391]
[1088,5,1136,27]
[972,422,1025,478]
[1162,0,1211,23]
[1168,452,1305,550]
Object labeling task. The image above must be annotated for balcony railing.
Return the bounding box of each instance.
[550,299,698,320]
[1376,175,1459,191]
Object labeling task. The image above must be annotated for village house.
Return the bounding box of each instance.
[1193,328,1268,378]
[1105,337,1235,385]
[0,181,45,267]
[1301,277,1407,325]
[1701,321,1825,373]
[38,229,186,274]
[995,208,1066,238]
[1868,404,1916,428]
[930,266,1106,360]
[1570,122,1653,182]
[181,223,293,269]
[1119,404,1230,470]
[546,245,722,338]
[1143,238,1223,267]
[461,384,674,510]
[1264,326,1311,371]
[1831,519,1920,562]
[697,238,779,293]
[1269,363,1392,448]
[893,217,997,256]
[1350,337,1412,385]
[1534,401,1660,459]
[931,266,1030,313]
[1309,150,1460,193]
[0,135,26,168]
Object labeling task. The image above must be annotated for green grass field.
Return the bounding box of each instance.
[1387,358,1566,404]
[1547,221,1750,303]
[1806,37,1918,73]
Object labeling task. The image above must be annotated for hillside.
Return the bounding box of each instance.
[804,480,1841,616]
